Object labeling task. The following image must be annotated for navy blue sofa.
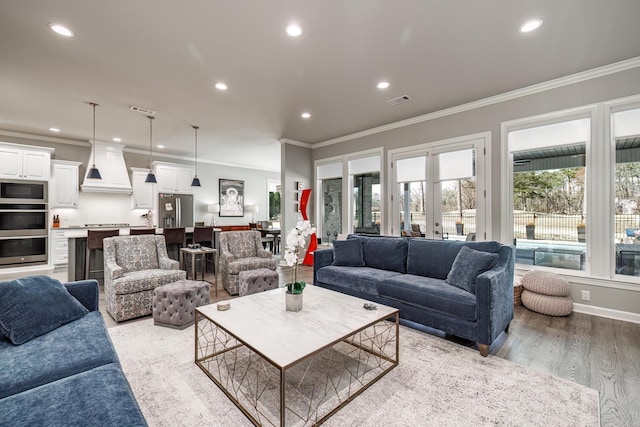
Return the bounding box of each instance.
[0,279,147,426]
[313,235,515,356]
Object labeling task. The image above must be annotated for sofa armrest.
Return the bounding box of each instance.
[257,248,273,258]
[221,251,235,264]
[104,260,123,280]
[159,256,180,270]
[313,248,334,284]
[64,279,99,312]
[475,245,515,344]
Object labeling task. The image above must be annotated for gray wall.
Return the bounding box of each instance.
[281,142,313,239]
[310,66,640,316]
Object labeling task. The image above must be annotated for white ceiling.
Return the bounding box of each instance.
[1,1,640,171]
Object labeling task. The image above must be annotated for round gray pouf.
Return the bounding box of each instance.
[153,280,210,329]
[238,268,279,296]
[520,271,573,316]
[521,289,573,317]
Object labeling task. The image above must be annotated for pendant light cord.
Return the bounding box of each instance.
[193,125,199,176]
[90,102,98,166]
[148,115,154,167]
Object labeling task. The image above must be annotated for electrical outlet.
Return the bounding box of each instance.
[581,290,591,301]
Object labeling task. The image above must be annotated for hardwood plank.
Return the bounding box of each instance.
[555,311,592,386]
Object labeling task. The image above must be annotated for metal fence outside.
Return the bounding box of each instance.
[391,211,640,242]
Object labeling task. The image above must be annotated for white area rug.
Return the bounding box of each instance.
[109,319,599,427]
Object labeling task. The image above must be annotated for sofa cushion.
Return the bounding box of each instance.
[0,275,89,345]
[0,311,118,399]
[0,363,147,427]
[114,236,159,272]
[349,235,408,273]
[316,265,404,296]
[112,269,186,295]
[406,239,501,279]
[332,239,365,267]
[446,246,499,294]
[379,275,478,321]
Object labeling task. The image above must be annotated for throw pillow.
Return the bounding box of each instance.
[446,246,499,294]
[0,275,89,345]
[332,239,365,267]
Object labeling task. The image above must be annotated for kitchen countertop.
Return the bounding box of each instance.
[61,227,221,238]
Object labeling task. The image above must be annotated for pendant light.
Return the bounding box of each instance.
[191,125,201,187]
[87,102,102,179]
[145,115,157,183]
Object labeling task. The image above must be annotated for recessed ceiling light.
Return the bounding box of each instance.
[286,24,303,37]
[157,145,165,149]
[520,19,543,33]
[301,112,311,119]
[48,23,74,37]
[49,127,60,132]
[215,82,228,91]
[112,137,122,142]
[377,81,390,89]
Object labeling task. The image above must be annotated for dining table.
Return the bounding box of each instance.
[259,228,281,254]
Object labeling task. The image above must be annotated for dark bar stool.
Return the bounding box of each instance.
[192,226,215,273]
[85,229,120,281]
[130,228,156,235]
[163,227,186,261]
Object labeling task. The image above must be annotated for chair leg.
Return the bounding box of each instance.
[85,248,91,280]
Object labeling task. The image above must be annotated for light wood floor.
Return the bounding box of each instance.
[94,264,639,426]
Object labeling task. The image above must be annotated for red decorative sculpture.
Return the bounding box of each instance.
[300,188,317,265]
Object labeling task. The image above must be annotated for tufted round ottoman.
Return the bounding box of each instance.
[521,270,573,316]
[153,280,210,329]
[238,268,279,296]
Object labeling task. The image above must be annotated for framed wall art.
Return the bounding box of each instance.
[219,179,245,217]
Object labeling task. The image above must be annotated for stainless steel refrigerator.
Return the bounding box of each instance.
[158,193,194,228]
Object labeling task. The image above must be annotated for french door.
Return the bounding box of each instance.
[390,135,488,241]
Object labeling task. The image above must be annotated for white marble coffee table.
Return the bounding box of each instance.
[195,285,399,426]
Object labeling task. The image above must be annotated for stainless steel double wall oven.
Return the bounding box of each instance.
[0,180,48,266]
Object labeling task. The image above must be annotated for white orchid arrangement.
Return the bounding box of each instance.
[283,220,316,293]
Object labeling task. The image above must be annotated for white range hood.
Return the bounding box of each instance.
[81,141,133,194]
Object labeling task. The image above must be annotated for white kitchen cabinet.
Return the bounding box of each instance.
[153,162,194,193]
[0,143,53,181]
[50,229,68,267]
[50,160,81,208]
[130,167,154,209]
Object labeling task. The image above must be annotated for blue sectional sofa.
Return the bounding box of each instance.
[0,277,147,426]
[313,235,515,356]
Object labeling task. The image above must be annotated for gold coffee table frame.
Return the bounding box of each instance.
[195,287,399,426]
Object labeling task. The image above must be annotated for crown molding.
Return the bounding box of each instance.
[0,130,88,146]
[313,56,640,149]
[280,138,312,149]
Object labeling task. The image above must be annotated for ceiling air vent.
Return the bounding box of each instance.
[129,105,156,116]
[386,95,412,106]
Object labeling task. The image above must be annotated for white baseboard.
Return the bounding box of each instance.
[573,303,640,324]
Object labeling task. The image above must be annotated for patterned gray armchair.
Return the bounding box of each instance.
[103,235,186,322]
[219,231,279,295]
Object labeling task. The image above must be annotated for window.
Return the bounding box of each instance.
[396,156,427,237]
[508,118,589,271]
[267,180,280,220]
[348,155,381,235]
[613,106,640,277]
